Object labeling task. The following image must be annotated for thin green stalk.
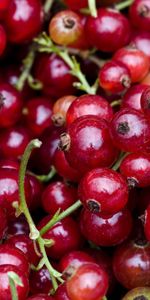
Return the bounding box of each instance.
[8,272,23,300]
[36,166,56,183]
[115,0,133,10]
[88,0,97,17]
[111,100,122,108]
[15,48,36,92]
[40,200,82,236]
[44,0,54,14]
[112,152,127,171]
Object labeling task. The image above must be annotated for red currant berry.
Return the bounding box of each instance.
[0,264,29,300]
[80,208,133,246]
[0,126,31,159]
[7,215,29,237]
[0,158,19,170]
[27,295,54,300]
[113,238,150,289]
[122,84,148,112]
[113,47,149,83]
[64,0,87,10]
[27,174,43,211]
[54,149,81,182]
[42,181,77,215]
[5,234,39,265]
[120,152,150,187]
[141,86,150,120]
[0,244,29,275]
[131,31,150,62]
[24,97,53,136]
[129,0,150,31]
[144,204,150,241]
[59,250,94,273]
[34,54,75,98]
[59,115,119,175]
[122,287,150,300]
[0,0,10,12]
[29,267,52,295]
[54,283,70,300]
[0,83,22,128]
[79,168,128,215]
[52,95,76,127]
[66,94,113,126]
[49,10,83,46]
[38,216,83,259]
[0,25,6,55]
[0,207,7,239]
[99,60,131,94]
[5,0,43,43]
[66,262,108,300]
[85,8,131,52]
[109,109,150,152]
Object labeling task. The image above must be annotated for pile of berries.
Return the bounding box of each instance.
[0,0,150,299]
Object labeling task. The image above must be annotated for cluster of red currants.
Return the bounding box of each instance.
[0,0,150,300]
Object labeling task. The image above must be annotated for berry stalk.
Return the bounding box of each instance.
[88,0,97,18]
[8,272,23,300]
[116,0,133,10]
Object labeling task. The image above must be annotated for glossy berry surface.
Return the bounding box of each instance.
[0,83,22,128]
[0,25,6,55]
[85,8,131,52]
[59,250,94,272]
[66,262,108,300]
[80,208,132,246]
[38,216,83,259]
[113,239,150,289]
[42,181,77,214]
[49,10,83,46]
[141,86,150,120]
[0,264,29,300]
[54,283,70,300]
[78,168,128,215]
[109,109,150,152]
[131,31,150,62]
[5,0,43,43]
[24,97,53,136]
[144,205,150,241]
[29,267,52,295]
[66,94,113,125]
[121,84,148,112]
[120,152,150,187]
[129,0,150,31]
[113,47,149,83]
[99,60,131,94]
[0,207,7,240]
[60,115,119,175]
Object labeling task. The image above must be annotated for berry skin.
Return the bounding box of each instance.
[27,295,54,300]
[121,84,148,112]
[54,283,70,300]
[0,207,7,240]
[42,181,77,215]
[7,215,30,237]
[131,31,150,62]
[66,94,113,126]
[66,262,109,300]
[0,25,6,55]
[109,109,150,152]
[0,83,22,128]
[85,8,131,52]
[78,168,128,215]
[129,0,150,32]
[34,54,75,99]
[113,47,149,83]
[52,95,76,127]
[144,204,150,241]
[53,149,80,182]
[64,0,87,10]
[0,264,29,300]
[29,267,52,295]
[113,239,150,289]
[24,97,53,136]
[5,0,43,43]
[59,115,119,175]
[49,10,83,46]
[120,152,150,187]
[0,0,10,11]
[38,216,83,259]
[141,86,150,120]
[59,250,94,273]
[122,287,150,300]
[99,61,131,94]
[80,208,133,247]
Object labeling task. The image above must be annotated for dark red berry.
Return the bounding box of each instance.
[131,31,150,62]
[129,0,150,32]
[144,204,150,241]
[141,86,150,120]
[54,283,70,300]
[0,207,7,239]
[29,267,52,295]
[122,84,148,112]
[27,295,54,300]
[59,250,94,273]
[0,25,6,55]
[78,168,128,215]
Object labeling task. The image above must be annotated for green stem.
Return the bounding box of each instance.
[40,200,82,236]
[36,166,56,183]
[15,48,36,92]
[88,0,97,17]
[115,0,133,10]
[44,0,54,15]
[111,99,122,108]
[9,277,18,300]
[112,152,127,171]
[19,139,42,240]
